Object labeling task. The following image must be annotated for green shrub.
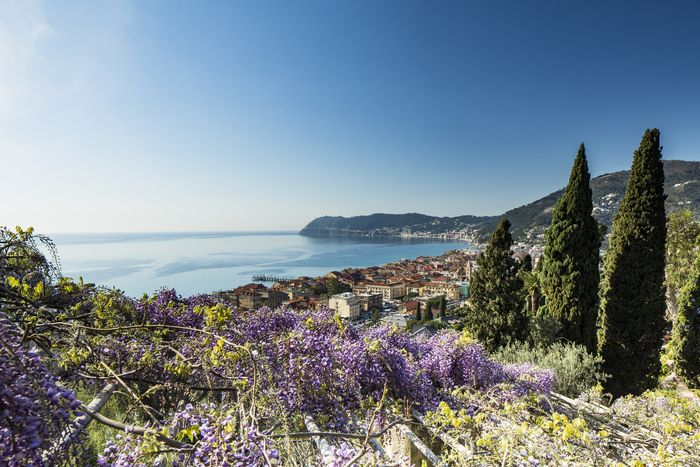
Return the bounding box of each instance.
[671,253,700,387]
[528,306,562,348]
[492,341,606,397]
[406,319,448,332]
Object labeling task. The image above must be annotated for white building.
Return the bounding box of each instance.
[328,292,361,320]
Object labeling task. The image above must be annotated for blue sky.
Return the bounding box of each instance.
[2,0,700,232]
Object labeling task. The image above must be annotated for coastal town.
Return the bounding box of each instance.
[215,239,543,329]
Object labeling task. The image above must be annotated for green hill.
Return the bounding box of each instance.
[300,160,700,242]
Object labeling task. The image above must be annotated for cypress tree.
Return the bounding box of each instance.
[598,129,666,397]
[415,302,422,321]
[424,302,434,322]
[521,254,533,272]
[540,144,601,352]
[672,249,700,388]
[464,218,527,352]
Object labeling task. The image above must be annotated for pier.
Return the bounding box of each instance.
[252,274,293,283]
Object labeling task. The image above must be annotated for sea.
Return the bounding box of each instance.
[49,232,469,297]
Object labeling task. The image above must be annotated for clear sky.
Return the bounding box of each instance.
[2,0,700,232]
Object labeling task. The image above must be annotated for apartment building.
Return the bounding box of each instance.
[364,283,406,300]
[328,292,361,320]
[419,282,460,300]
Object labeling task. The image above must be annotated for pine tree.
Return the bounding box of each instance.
[540,144,601,352]
[598,129,666,397]
[672,249,700,388]
[464,218,527,352]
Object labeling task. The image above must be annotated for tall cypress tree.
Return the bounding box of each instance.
[540,144,601,352]
[464,219,527,352]
[424,302,434,322]
[598,129,666,397]
[672,249,700,388]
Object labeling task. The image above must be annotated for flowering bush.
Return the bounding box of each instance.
[83,294,555,465]
[493,341,604,397]
[98,404,280,467]
[4,227,699,466]
[0,314,83,466]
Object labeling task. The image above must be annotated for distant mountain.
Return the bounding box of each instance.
[300,213,494,238]
[300,160,700,242]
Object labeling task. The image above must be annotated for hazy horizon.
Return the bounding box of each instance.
[3,0,700,232]
[36,156,700,234]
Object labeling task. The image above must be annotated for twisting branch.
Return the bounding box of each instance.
[46,322,260,409]
[303,414,334,462]
[98,360,162,426]
[43,382,117,463]
[268,418,413,440]
[78,401,192,450]
[345,381,389,466]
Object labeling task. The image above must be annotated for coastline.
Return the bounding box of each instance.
[54,232,473,297]
[299,230,482,245]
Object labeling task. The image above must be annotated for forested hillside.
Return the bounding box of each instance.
[301,160,700,240]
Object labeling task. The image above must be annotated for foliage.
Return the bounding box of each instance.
[527,305,562,348]
[492,341,605,397]
[671,248,700,387]
[406,318,417,331]
[463,219,527,352]
[519,267,542,315]
[420,332,554,396]
[605,389,700,464]
[437,295,447,320]
[423,385,700,465]
[1,222,555,466]
[540,144,601,352]
[0,226,59,285]
[5,217,699,465]
[0,313,84,465]
[87,315,554,464]
[303,160,700,242]
[598,129,667,398]
[98,404,279,466]
[311,283,328,296]
[327,277,351,296]
[72,384,130,463]
[666,209,700,318]
[423,302,434,321]
[1,226,61,325]
[403,291,419,301]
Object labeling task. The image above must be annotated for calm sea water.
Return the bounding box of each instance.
[49,232,469,297]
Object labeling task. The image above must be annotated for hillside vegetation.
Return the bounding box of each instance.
[301,160,700,240]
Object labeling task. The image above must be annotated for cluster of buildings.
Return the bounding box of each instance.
[213,242,547,326]
[214,248,490,321]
